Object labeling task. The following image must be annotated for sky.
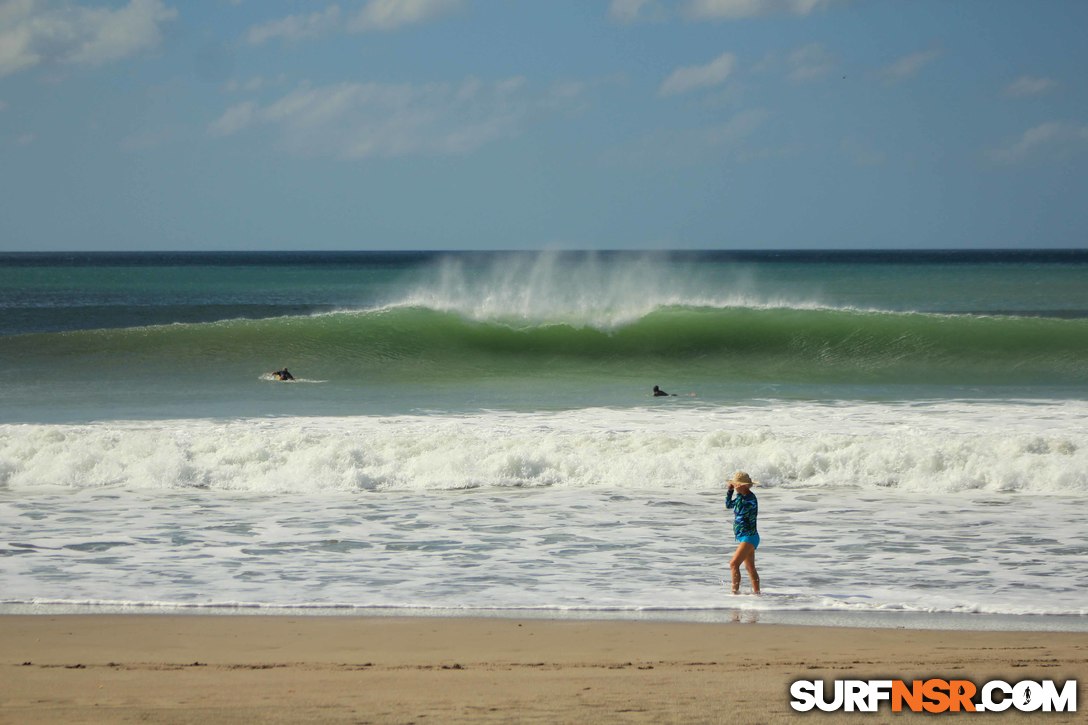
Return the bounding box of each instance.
[1,0,1087,252]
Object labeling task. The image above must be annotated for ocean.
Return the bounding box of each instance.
[1,250,1086,629]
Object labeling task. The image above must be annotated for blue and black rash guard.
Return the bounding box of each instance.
[725,489,758,539]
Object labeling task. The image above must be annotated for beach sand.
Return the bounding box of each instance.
[1,615,1084,724]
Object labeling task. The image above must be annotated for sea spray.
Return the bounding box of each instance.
[397,250,827,328]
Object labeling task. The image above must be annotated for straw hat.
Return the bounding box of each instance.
[729,471,758,487]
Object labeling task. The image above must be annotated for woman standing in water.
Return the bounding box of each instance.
[726,471,760,595]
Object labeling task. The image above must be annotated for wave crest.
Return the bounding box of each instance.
[395,251,828,329]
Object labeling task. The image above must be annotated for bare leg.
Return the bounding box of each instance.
[729,542,756,594]
[744,551,760,595]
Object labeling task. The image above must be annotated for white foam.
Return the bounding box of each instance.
[1,401,1085,494]
[257,373,326,383]
[2,487,1085,620]
[3,401,1085,620]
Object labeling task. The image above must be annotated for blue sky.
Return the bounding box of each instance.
[1,0,1086,251]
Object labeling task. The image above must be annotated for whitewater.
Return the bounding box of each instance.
[3,403,1086,494]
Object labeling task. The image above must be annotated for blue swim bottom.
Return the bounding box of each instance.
[736,533,760,549]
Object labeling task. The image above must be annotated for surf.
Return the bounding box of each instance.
[2,403,1086,494]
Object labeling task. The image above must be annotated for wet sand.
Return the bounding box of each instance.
[2,615,1085,723]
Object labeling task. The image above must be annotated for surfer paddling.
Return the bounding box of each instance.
[725,471,760,595]
[653,385,675,397]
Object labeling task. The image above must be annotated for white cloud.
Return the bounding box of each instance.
[989,121,1088,164]
[609,0,661,23]
[208,76,576,159]
[878,49,940,84]
[611,0,849,23]
[246,5,341,45]
[208,100,257,137]
[683,0,839,20]
[659,52,736,96]
[246,0,463,44]
[787,43,834,82]
[1003,75,1057,99]
[0,0,177,78]
[349,0,462,32]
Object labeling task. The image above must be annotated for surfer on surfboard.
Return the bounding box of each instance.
[272,368,295,381]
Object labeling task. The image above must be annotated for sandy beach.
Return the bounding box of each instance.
[1,615,1084,724]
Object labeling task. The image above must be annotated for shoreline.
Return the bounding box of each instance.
[3,603,1088,633]
[3,614,1085,723]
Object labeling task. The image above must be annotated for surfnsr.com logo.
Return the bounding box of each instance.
[790,678,1077,713]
